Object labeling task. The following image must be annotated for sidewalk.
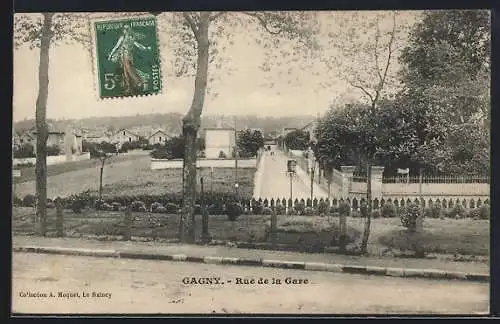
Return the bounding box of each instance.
[13,236,489,282]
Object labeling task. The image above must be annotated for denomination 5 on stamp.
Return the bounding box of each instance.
[92,16,162,99]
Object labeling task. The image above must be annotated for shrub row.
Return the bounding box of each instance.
[13,192,490,221]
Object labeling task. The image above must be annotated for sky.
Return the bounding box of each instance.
[12,11,422,122]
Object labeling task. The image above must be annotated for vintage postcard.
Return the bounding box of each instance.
[12,10,490,315]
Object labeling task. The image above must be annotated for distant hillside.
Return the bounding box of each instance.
[13,113,316,136]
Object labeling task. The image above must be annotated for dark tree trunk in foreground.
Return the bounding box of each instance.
[35,13,53,236]
[182,13,210,243]
[360,160,372,254]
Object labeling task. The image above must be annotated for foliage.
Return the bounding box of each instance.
[371,209,381,219]
[338,201,351,217]
[275,204,286,215]
[218,150,227,159]
[236,129,264,158]
[399,204,424,232]
[294,202,306,215]
[225,202,243,221]
[164,202,179,214]
[251,200,264,214]
[131,201,147,212]
[448,204,466,219]
[46,145,61,156]
[120,141,142,151]
[208,202,225,215]
[381,202,397,218]
[379,229,429,257]
[284,129,310,151]
[317,201,329,216]
[479,203,490,220]
[396,10,490,176]
[13,143,36,158]
[304,206,315,216]
[22,194,37,207]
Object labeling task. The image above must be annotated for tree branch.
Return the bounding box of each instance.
[242,12,282,35]
[347,79,375,104]
[378,12,397,93]
[373,18,383,83]
[183,12,200,40]
[209,11,226,22]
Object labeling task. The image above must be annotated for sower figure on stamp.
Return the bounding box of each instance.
[107,25,151,95]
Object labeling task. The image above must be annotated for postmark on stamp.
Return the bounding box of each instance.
[92,16,162,99]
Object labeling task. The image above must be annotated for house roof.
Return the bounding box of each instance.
[148,129,169,139]
[114,128,139,137]
[204,127,236,131]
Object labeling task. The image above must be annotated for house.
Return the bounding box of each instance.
[204,127,236,159]
[12,131,21,149]
[300,119,319,143]
[148,129,169,145]
[30,125,83,155]
[31,129,65,149]
[19,131,36,147]
[83,131,110,144]
[281,127,297,138]
[109,128,140,148]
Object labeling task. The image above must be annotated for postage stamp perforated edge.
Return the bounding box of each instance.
[87,13,163,100]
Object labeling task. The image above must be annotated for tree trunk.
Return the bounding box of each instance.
[35,13,53,237]
[99,160,104,201]
[182,13,210,243]
[360,160,372,254]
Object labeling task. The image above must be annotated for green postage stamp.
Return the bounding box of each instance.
[92,16,162,99]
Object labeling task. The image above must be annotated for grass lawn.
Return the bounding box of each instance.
[12,207,489,258]
[13,155,256,199]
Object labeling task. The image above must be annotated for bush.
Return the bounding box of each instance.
[131,200,146,212]
[101,203,114,211]
[381,202,397,218]
[208,203,225,215]
[251,200,264,215]
[22,194,36,207]
[317,201,329,216]
[262,206,273,215]
[338,201,351,217]
[13,143,35,158]
[304,206,315,216]
[120,141,142,151]
[275,204,286,215]
[371,209,381,219]
[218,150,227,159]
[46,145,61,156]
[150,148,172,159]
[13,195,23,207]
[379,229,429,257]
[150,202,164,213]
[429,203,442,219]
[447,204,466,219]
[351,210,361,218]
[479,204,490,220]
[399,204,424,232]
[156,206,167,213]
[226,202,243,221]
[69,195,86,213]
[468,208,481,220]
[164,202,179,214]
[329,206,339,215]
[111,202,121,211]
[294,202,306,215]
[46,199,55,209]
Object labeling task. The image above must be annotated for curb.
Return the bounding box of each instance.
[13,246,489,283]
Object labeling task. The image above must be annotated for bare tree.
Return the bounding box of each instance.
[154,11,319,243]
[319,11,411,254]
[14,13,89,236]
